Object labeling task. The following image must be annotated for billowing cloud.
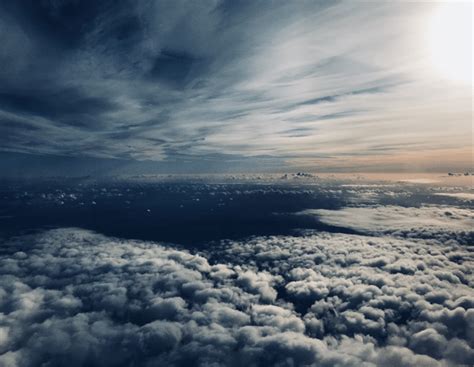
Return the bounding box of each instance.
[0,225,473,366]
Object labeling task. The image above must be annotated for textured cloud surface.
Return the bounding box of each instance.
[434,193,474,202]
[0,1,471,171]
[1,224,473,366]
[300,206,474,243]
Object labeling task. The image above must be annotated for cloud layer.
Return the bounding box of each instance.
[0,1,471,171]
[1,224,473,366]
[300,205,474,244]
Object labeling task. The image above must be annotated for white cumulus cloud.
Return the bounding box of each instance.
[0,225,472,366]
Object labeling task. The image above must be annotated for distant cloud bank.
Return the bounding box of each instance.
[299,205,474,243]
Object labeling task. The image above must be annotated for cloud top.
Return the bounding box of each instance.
[299,205,474,243]
[1,226,473,366]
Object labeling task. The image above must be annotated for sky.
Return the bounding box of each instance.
[0,0,472,174]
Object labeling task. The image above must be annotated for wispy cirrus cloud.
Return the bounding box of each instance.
[0,1,471,172]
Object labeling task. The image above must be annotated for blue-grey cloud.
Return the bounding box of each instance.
[1,223,473,366]
[0,1,471,172]
[0,174,473,365]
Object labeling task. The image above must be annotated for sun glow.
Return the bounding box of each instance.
[427,2,472,83]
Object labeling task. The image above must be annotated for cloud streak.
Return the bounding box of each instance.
[0,1,471,171]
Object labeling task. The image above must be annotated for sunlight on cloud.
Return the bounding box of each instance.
[0,1,471,171]
[300,205,474,242]
[425,2,472,84]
